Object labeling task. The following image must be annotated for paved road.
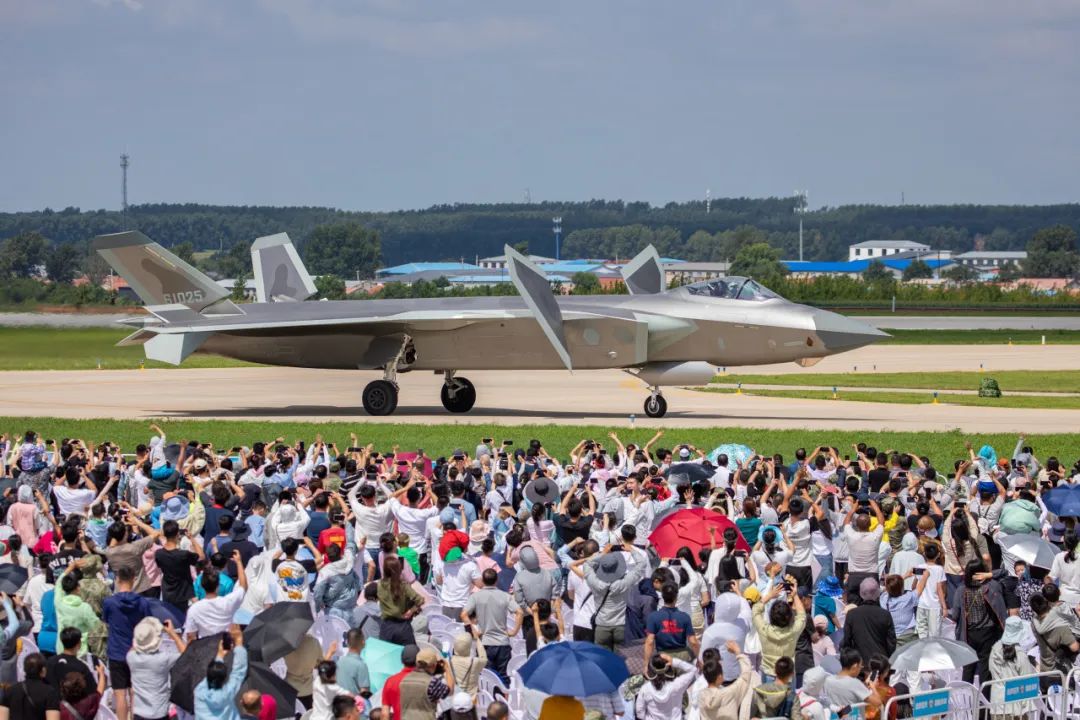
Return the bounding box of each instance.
[1,345,1076,432]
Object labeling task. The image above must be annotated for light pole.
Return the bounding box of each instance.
[794,190,808,261]
[553,216,562,260]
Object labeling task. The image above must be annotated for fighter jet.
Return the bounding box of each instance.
[93,231,887,417]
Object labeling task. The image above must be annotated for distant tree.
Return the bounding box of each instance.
[45,242,80,284]
[1023,225,1079,278]
[570,271,601,295]
[304,222,381,279]
[0,231,47,277]
[314,274,346,300]
[82,248,113,286]
[173,241,196,266]
[205,242,251,280]
[901,259,933,281]
[862,260,894,284]
[996,262,1022,282]
[941,263,978,282]
[513,241,529,255]
[230,275,249,303]
[729,242,788,287]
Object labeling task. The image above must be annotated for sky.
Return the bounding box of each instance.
[2,0,1079,212]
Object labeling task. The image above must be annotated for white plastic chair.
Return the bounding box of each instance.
[506,654,526,682]
[478,667,508,701]
[427,613,454,636]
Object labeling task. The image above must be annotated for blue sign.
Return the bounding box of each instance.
[1003,676,1040,702]
[911,690,950,718]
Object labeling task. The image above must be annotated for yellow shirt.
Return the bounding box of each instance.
[539,695,585,720]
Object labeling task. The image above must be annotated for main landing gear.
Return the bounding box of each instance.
[440,370,476,413]
[644,388,668,418]
[362,379,398,416]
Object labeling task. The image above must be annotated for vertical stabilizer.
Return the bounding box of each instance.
[251,232,317,303]
[621,244,665,295]
[504,244,573,371]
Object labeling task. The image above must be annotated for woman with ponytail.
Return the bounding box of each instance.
[1049,531,1080,607]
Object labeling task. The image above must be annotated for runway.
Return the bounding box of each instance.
[1,345,1077,433]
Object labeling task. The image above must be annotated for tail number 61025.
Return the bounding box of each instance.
[163,290,205,304]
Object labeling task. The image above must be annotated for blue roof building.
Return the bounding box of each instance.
[784,257,954,277]
[377,262,480,277]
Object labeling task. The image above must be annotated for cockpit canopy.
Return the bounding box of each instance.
[680,276,783,301]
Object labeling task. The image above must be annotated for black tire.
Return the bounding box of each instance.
[440,377,476,413]
[644,394,667,418]
[362,380,399,416]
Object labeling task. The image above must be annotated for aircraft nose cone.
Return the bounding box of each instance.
[812,309,889,351]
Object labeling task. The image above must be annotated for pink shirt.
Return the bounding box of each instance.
[8,503,38,547]
[507,540,558,570]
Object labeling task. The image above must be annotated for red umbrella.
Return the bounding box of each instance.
[648,508,750,559]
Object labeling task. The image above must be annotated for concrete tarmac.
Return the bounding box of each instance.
[1,345,1077,433]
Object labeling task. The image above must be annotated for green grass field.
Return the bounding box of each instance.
[702,386,1080,410]
[2,417,1077,469]
[0,327,253,370]
[876,329,1080,345]
[711,370,1080,394]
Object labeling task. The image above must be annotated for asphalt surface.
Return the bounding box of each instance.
[1,345,1076,432]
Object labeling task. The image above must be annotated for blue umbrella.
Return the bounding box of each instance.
[145,598,185,627]
[1044,485,1080,518]
[518,641,629,697]
[708,443,754,466]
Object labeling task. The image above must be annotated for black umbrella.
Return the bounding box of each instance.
[243,601,313,664]
[663,462,713,486]
[241,661,298,719]
[0,564,29,595]
[170,635,221,713]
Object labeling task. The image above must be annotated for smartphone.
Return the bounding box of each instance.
[231,447,242,453]
[221,632,234,651]
[348,447,362,452]
[483,438,493,445]
[502,440,513,446]
[913,567,925,576]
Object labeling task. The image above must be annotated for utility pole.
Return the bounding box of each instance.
[706,188,711,214]
[553,216,562,261]
[120,153,130,228]
[794,190,808,262]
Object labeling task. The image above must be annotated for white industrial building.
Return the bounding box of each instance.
[952,250,1026,269]
[848,240,931,261]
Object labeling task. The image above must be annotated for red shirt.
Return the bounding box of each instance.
[258,693,277,720]
[381,666,414,719]
[317,526,346,555]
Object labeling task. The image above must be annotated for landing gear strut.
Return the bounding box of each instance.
[362,334,411,416]
[440,370,476,413]
[643,388,667,418]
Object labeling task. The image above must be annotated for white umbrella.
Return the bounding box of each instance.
[998,533,1058,569]
[890,638,978,672]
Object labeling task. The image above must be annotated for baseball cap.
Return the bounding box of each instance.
[678,447,691,459]
[193,458,208,470]
[416,647,440,666]
[401,644,420,666]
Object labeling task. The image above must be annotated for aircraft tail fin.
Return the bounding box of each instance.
[251,232,317,303]
[92,231,240,315]
[504,244,572,371]
[621,244,665,295]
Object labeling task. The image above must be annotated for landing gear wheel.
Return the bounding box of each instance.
[441,377,476,413]
[363,380,399,416]
[644,394,667,418]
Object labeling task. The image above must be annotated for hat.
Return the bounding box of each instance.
[416,647,440,667]
[193,458,208,471]
[161,495,190,522]
[230,522,251,541]
[469,520,490,546]
[451,692,473,713]
[678,447,691,459]
[813,614,828,629]
[802,667,829,697]
[524,476,560,505]
[439,507,458,526]
[401,644,420,666]
[859,577,881,602]
[977,479,997,494]
[998,458,1011,469]
[743,586,761,603]
[452,448,465,459]
[133,617,164,653]
[1001,615,1025,645]
[817,575,843,598]
[592,552,627,583]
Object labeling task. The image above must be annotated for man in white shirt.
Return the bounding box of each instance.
[437,551,480,620]
[347,481,397,568]
[52,466,100,518]
[184,550,248,641]
[566,540,600,642]
[388,474,440,583]
[841,497,885,599]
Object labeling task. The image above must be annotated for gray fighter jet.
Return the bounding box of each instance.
[93,231,886,417]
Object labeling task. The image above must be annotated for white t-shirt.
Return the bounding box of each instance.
[824,674,871,707]
[917,564,946,610]
[784,518,813,566]
[52,485,96,517]
[19,574,52,633]
[351,502,393,550]
[1049,551,1080,605]
[183,589,246,638]
[388,499,439,552]
[751,548,791,576]
[440,560,479,608]
[844,525,885,574]
[568,569,596,629]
